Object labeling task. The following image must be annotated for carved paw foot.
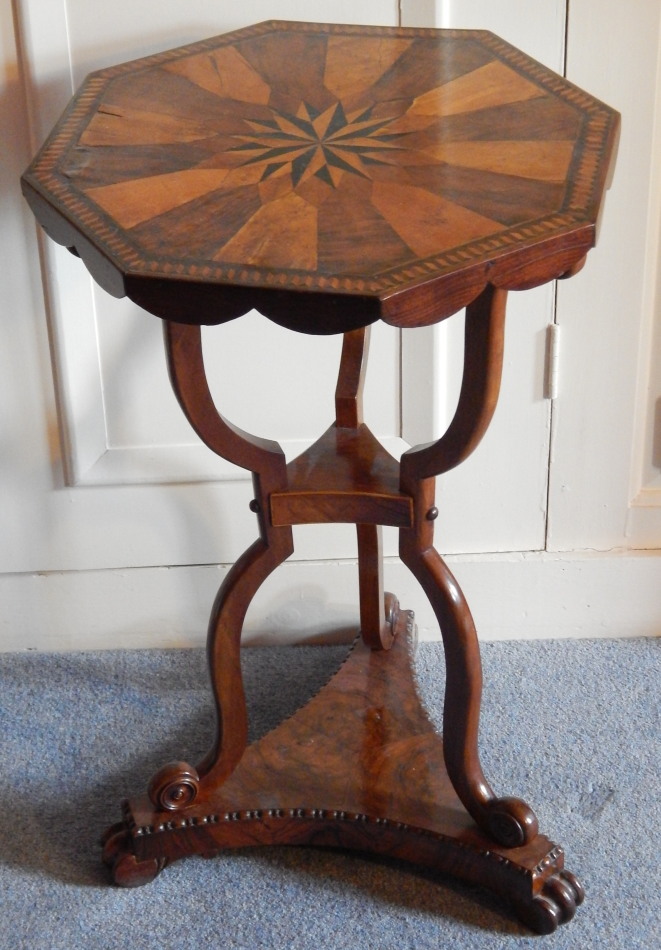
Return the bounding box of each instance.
[515,869,585,934]
[485,796,539,848]
[101,822,166,887]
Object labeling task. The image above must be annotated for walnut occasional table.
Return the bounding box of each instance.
[22,21,619,934]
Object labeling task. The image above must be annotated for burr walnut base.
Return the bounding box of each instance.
[102,616,583,935]
[97,294,586,935]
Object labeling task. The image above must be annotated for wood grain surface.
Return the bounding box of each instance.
[107,618,584,932]
[26,23,608,932]
[21,20,619,331]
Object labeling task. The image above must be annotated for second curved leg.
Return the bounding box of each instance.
[147,525,293,812]
[356,524,397,651]
[147,320,293,808]
[397,286,538,846]
[198,525,294,787]
[400,501,538,847]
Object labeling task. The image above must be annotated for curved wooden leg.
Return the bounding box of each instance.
[399,483,538,847]
[356,523,397,651]
[397,290,539,847]
[198,526,293,786]
[146,525,294,809]
[150,321,293,803]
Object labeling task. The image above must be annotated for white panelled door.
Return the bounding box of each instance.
[14,0,557,571]
[400,0,567,553]
[13,0,402,574]
[4,0,659,650]
[549,0,661,552]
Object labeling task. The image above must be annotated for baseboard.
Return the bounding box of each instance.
[2,551,659,652]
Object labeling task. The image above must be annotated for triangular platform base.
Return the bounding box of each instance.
[102,608,583,934]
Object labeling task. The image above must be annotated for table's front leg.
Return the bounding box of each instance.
[400,285,538,848]
[399,478,538,848]
[148,528,293,809]
[143,323,293,805]
[356,523,397,650]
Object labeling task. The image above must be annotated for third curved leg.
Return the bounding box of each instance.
[147,321,293,810]
[356,523,397,650]
[399,490,538,848]
[198,523,294,787]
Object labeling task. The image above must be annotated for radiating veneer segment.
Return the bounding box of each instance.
[164,44,271,104]
[410,58,545,119]
[324,35,413,102]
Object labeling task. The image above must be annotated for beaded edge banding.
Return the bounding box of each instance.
[121,798,564,889]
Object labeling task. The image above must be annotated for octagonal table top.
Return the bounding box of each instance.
[21,20,619,333]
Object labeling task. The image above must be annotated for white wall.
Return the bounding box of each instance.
[2,0,660,651]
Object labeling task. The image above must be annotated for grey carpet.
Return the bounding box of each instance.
[1,637,659,949]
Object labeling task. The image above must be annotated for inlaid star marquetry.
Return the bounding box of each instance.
[231,101,407,187]
[22,20,619,331]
